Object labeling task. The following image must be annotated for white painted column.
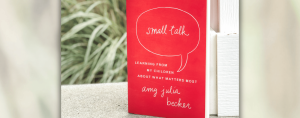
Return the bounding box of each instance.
[217,33,239,116]
[219,0,239,33]
[217,0,239,116]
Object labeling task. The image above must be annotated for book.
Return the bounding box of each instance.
[127,0,210,117]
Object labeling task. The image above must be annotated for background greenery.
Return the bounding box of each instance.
[61,0,127,84]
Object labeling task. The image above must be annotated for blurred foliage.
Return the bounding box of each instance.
[61,0,127,84]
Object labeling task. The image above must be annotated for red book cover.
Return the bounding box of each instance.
[127,0,209,117]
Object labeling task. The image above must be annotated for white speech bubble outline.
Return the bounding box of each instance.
[136,7,200,72]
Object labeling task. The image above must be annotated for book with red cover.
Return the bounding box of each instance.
[127,0,209,117]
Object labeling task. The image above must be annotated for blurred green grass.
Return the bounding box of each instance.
[61,0,127,84]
